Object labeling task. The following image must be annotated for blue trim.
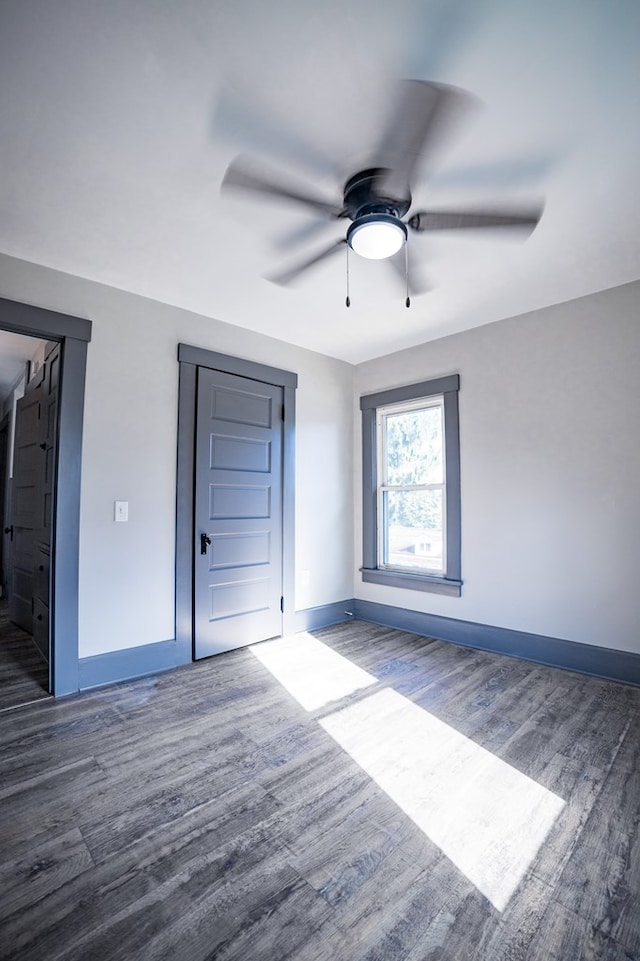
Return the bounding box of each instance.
[0,296,92,342]
[361,408,377,571]
[360,374,459,410]
[282,386,296,635]
[178,343,298,389]
[443,387,461,582]
[353,600,640,687]
[360,373,462,596]
[175,361,197,660]
[294,599,355,633]
[79,603,356,689]
[52,336,87,695]
[78,600,640,690]
[0,296,91,696]
[78,639,187,690]
[361,568,461,596]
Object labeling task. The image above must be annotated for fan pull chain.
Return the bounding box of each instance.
[405,244,411,308]
[345,243,351,307]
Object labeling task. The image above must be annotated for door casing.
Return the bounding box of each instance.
[0,297,91,695]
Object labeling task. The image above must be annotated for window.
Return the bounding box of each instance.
[377,396,446,575]
[361,374,461,596]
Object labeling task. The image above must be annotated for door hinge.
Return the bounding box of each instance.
[280,596,284,613]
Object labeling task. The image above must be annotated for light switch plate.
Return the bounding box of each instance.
[114,500,128,522]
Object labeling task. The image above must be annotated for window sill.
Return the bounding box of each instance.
[360,567,462,597]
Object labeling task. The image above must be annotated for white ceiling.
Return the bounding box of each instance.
[0,0,639,363]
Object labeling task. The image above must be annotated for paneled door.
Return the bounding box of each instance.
[9,375,43,636]
[33,343,60,661]
[194,367,284,657]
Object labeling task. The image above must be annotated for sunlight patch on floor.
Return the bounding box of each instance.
[251,633,566,911]
[321,687,565,911]
[250,632,376,711]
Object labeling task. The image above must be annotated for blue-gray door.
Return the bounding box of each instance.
[194,367,283,657]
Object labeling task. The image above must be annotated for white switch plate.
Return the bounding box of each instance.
[115,500,128,522]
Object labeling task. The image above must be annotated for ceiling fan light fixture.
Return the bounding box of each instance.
[347,213,407,260]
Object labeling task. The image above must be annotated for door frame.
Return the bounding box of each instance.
[176,344,297,658]
[0,297,91,695]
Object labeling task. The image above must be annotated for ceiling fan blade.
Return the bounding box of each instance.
[408,205,543,234]
[273,217,336,252]
[429,154,554,191]
[222,156,344,219]
[377,81,475,201]
[266,239,347,286]
[214,87,337,180]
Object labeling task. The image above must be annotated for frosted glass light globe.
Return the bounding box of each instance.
[347,214,407,260]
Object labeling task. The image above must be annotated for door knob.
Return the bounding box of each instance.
[200,532,212,555]
[4,525,13,539]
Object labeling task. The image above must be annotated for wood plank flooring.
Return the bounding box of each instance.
[0,601,49,712]
[0,620,639,961]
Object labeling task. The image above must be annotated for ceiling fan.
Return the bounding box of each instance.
[221,80,543,306]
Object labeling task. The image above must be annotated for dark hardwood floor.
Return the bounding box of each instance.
[0,620,638,961]
[0,600,49,712]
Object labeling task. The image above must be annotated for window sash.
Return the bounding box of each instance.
[378,486,447,575]
[376,396,447,575]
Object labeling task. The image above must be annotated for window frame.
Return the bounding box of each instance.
[360,374,462,597]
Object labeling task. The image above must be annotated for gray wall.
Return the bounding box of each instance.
[354,280,640,655]
[0,254,354,657]
[2,248,638,664]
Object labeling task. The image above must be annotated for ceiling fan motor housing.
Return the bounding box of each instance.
[342,168,411,221]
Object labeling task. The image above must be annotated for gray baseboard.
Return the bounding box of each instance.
[78,601,355,691]
[78,639,189,690]
[294,599,355,633]
[353,599,640,687]
[78,599,639,693]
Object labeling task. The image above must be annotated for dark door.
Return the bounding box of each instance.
[0,415,9,598]
[9,376,43,635]
[33,343,59,662]
[194,367,283,658]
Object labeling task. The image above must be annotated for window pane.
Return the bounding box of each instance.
[384,406,443,485]
[383,489,444,572]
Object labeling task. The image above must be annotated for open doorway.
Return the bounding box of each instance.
[0,296,90,703]
[0,330,54,709]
